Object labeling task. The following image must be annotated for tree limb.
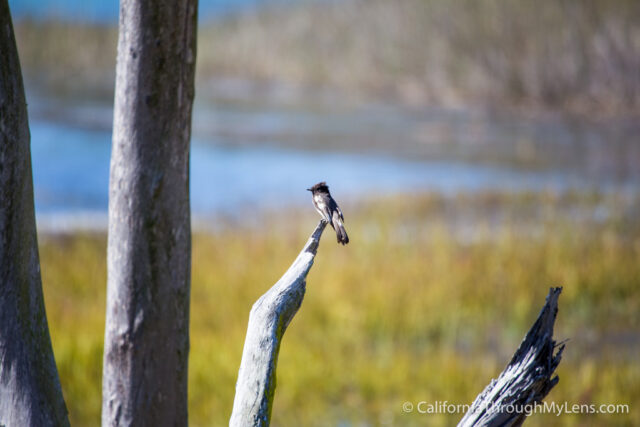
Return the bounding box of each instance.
[230,220,328,427]
[458,287,564,427]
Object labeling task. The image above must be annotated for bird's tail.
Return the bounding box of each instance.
[332,217,349,245]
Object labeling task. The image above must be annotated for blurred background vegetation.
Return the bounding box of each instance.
[9,0,640,425]
[42,192,640,426]
[14,0,640,114]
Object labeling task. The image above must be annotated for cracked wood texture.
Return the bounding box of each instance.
[101,0,198,425]
[230,220,328,427]
[458,287,564,427]
[0,1,69,425]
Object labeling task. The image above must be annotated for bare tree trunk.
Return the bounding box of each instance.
[458,287,564,427]
[0,2,69,426]
[101,0,197,425]
[230,220,328,427]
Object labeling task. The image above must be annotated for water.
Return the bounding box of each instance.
[29,113,574,228]
[10,0,283,23]
[27,89,638,230]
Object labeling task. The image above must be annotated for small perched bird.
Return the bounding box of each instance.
[307,182,349,245]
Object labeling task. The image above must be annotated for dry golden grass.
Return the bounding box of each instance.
[39,191,639,426]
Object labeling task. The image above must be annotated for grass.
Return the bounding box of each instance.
[39,191,639,426]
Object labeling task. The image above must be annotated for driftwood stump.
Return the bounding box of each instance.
[230,220,563,427]
[230,220,327,427]
[458,287,564,426]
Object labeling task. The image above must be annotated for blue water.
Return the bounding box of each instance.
[31,116,578,225]
[10,0,275,23]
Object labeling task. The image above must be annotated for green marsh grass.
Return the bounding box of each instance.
[40,191,639,426]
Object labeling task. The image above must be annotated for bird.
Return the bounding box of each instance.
[307,182,349,245]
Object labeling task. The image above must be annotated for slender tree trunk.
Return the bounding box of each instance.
[101,0,197,425]
[0,2,69,425]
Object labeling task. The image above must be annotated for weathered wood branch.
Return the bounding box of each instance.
[0,2,70,425]
[230,220,328,427]
[101,0,198,425]
[458,287,564,427]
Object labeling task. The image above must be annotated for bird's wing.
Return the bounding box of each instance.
[325,196,344,221]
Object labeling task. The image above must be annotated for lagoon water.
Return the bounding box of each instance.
[10,0,264,23]
[27,88,638,230]
[13,0,640,231]
[31,109,584,229]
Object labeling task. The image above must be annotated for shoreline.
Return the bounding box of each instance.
[25,84,640,186]
[35,189,640,235]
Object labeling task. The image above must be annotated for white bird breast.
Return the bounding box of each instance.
[313,195,329,219]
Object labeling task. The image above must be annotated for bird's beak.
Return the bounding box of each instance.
[306,188,312,192]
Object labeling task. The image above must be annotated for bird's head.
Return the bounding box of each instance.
[307,182,329,194]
